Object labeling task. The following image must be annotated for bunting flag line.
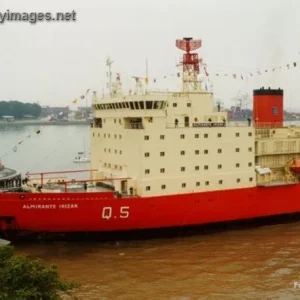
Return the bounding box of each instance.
[108,57,300,84]
[0,88,91,160]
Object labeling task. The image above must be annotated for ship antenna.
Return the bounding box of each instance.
[145,58,149,94]
[175,37,202,92]
[106,57,113,96]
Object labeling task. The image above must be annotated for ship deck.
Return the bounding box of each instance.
[257,180,298,187]
[0,181,138,198]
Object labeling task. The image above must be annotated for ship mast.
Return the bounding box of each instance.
[145,58,149,94]
[106,57,113,96]
[176,37,202,92]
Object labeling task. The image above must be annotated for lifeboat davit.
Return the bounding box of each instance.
[289,159,300,178]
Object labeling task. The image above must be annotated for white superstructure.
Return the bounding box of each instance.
[90,39,256,197]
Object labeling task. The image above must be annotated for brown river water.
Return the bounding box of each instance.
[14,220,300,300]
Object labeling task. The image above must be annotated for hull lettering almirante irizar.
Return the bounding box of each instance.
[1,37,300,235]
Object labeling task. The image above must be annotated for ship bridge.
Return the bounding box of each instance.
[92,93,169,130]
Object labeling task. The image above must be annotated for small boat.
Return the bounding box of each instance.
[73,137,90,163]
[73,152,90,163]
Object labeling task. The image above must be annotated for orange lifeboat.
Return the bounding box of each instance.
[289,159,300,178]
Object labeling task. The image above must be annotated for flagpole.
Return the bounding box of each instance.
[85,89,90,120]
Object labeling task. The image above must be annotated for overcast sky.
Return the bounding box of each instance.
[1,0,300,110]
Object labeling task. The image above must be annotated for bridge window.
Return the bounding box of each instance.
[145,101,152,109]
[139,101,145,109]
[129,102,134,109]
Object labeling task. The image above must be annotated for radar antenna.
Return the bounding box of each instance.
[176,37,202,92]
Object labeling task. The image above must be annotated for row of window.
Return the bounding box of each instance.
[145,177,254,191]
[92,133,122,139]
[93,101,195,111]
[104,148,122,154]
[103,163,122,170]
[172,102,191,108]
[101,147,253,156]
[94,132,253,140]
[144,162,253,174]
[145,132,253,140]
[93,100,166,110]
[145,147,252,157]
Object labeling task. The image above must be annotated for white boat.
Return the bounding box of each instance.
[73,152,90,163]
[73,137,90,163]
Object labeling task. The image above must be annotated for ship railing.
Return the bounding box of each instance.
[255,121,300,128]
[44,177,131,193]
[166,121,251,128]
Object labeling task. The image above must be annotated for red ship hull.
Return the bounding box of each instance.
[0,184,300,233]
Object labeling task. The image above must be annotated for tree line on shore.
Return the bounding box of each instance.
[0,101,41,119]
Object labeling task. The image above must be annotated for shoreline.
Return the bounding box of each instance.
[0,120,90,127]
